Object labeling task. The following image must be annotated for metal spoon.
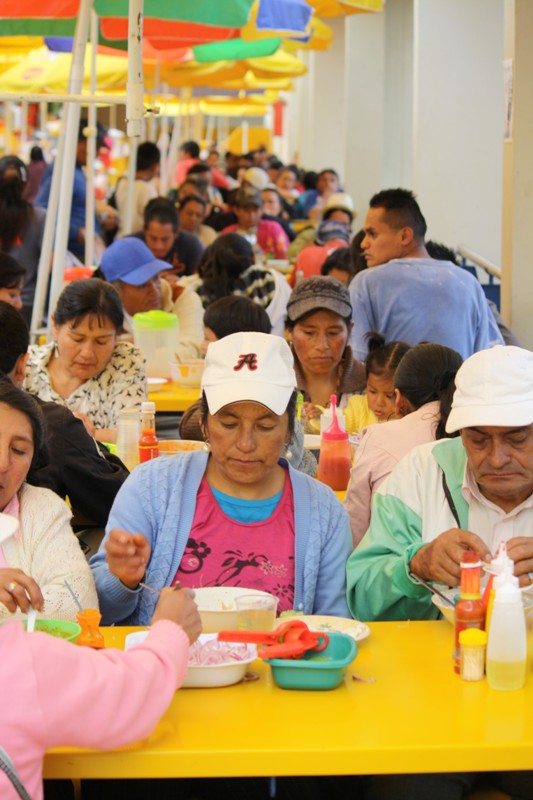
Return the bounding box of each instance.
[409,573,455,607]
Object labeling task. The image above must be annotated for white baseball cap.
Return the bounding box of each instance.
[201,332,296,416]
[446,345,533,433]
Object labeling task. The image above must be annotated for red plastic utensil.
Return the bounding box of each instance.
[218,620,329,660]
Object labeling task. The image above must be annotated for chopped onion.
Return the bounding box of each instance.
[188,639,251,666]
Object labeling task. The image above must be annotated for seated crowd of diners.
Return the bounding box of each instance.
[0,139,532,800]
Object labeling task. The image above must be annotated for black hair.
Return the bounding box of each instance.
[317,168,339,181]
[0,252,26,289]
[0,377,48,472]
[0,299,29,374]
[178,175,209,200]
[200,389,297,439]
[0,156,33,249]
[350,229,368,276]
[53,278,124,332]
[143,197,179,230]
[203,296,272,339]
[187,163,211,176]
[197,233,254,301]
[369,188,427,241]
[136,141,161,171]
[320,247,355,281]
[302,171,318,191]
[365,332,411,379]
[394,343,463,439]
[30,146,44,162]
[180,140,200,159]
[178,193,207,212]
[425,240,459,264]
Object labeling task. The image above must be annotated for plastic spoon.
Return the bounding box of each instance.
[26,607,36,633]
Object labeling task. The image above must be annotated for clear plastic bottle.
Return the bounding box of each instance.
[486,564,527,691]
[139,401,159,463]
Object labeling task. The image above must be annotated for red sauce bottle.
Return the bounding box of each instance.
[453,550,485,673]
[316,394,352,491]
[139,401,159,463]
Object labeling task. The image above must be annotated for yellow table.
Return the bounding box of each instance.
[148,382,201,412]
[43,621,533,779]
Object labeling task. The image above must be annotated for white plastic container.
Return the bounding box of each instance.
[486,565,527,691]
[133,310,178,378]
[115,409,140,472]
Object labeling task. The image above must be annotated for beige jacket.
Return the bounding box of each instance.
[1,483,98,621]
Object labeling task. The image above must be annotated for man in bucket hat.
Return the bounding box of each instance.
[347,345,533,623]
[347,344,533,799]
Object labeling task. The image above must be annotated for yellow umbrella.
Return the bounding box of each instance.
[160,49,306,89]
[307,0,382,15]
[0,35,43,74]
[0,46,142,93]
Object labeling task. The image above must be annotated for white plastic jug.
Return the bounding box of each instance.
[133,310,178,378]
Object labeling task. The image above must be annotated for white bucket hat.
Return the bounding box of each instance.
[445,345,533,433]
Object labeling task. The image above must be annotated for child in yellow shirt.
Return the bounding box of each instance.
[344,333,410,436]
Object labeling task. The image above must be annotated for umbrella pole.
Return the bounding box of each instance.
[124,135,138,236]
[158,89,169,196]
[167,108,183,194]
[85,10,99,269]
[123,0,144,235]
[47,0,92,328]
[32,0,91,335]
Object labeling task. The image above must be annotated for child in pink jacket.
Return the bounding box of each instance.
[0,587,201,800]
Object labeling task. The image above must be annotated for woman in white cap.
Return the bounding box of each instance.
[91,332,352,625]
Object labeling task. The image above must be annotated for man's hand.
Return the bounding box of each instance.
[151,587,202,644]
[505,537,533,587]
[105,529,151,588]
[409,529,491,586]
[0,569,44,614]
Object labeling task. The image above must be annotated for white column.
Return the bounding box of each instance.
[343,12,386,223]
[413,0,504,263]
[290,18,347,177]
[501,0,533,348]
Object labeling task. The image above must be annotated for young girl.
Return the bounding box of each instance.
[344,333,410,436]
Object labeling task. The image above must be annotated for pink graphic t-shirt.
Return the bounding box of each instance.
[173,474,296,612]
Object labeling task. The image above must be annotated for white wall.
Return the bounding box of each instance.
[413,0,504,263]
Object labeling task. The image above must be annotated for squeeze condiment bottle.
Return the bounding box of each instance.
[453,550,485,674]
[316,394,352,491]
[76,608,105,649]
[484,542,513,631]
[139,401,159,462]
[486,563,527,691]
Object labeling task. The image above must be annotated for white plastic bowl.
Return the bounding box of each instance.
[183,633,257,688]
[125,631,257,688]
[169,359,204,386]
[147,377,168,393]
[194,586,276,633]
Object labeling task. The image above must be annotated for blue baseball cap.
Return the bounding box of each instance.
[100,238,168,285]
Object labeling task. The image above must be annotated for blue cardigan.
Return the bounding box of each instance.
[91,452,352,625]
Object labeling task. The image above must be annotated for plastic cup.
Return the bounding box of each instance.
[236,594,279,631]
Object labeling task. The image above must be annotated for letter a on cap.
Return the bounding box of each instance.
[233,353,258,371]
